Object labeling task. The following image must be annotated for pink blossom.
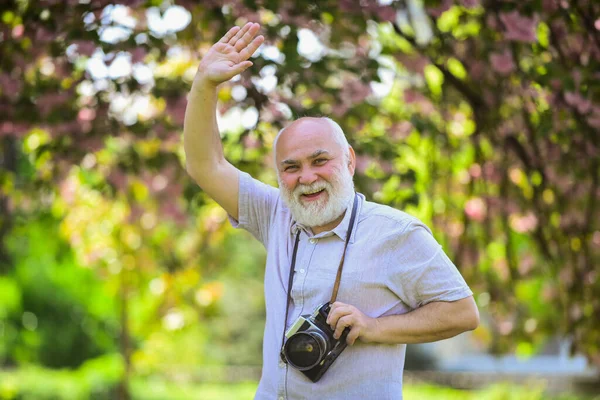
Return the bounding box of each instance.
[166,96,187,125]
[465,197,486,222]
[339,0,361,13]
[375,6,397,22]
[592,231,600,247]
[468,60,485,80]
[460,0,480,8]
[77,108,96,122]
[74,40,96,57]
[242,134,261,149]
[490,49,516,75]
[130,47,147,64]
[499,11,538,43]
[164,182,183,199]
[542,0,560,13]
[354,155,372,175]
[35,26,54,43]
[344,78,371,103]
[331,103,349,117]
[12,24,24,38]
[518,254,535,276]
[427,0,453,18]
[128,204,144,224]
[564,91,592,114]
[572,69,582,89]
[403,89,423,104]
[160,202,187,226]
[509,212,538,233]
[587,106,600,129]
[59,178,77,205]
[469,163,482,178]
[0,73,23,100]
[595,18,600,31]
[394,54,428,75]
[390,121,413,140]
[108,170,128,191]
[486,15,498,31]
[0,121,29,138]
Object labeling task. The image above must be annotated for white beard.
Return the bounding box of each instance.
[278,165,355,229]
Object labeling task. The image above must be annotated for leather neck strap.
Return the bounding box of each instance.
[281,193,359,350]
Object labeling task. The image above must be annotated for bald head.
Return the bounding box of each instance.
[273,117,351,170]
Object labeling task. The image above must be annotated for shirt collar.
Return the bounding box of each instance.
[290,193,363,244]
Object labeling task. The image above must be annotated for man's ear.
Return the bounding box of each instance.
[347,146,356,176]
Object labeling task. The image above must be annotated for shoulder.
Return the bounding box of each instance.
[358,197,433,238]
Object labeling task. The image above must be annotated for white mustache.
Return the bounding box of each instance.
[294,181,330,198]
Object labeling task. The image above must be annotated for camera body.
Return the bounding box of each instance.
[280,302,349,382]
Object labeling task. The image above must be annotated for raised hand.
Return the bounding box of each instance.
[195,22,264,87]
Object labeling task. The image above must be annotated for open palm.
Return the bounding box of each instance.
[197,23,264,85]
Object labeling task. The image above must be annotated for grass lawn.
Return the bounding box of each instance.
[1,368,597,399]
[129,380,600,400]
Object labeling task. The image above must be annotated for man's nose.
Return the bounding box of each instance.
[298,168,318,185]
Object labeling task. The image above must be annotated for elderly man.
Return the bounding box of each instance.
[184,23,479,400]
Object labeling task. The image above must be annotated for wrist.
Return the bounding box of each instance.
[191,74,219,93]
[363,316,382,343]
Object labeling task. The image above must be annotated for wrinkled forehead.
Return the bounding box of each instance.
[275,119,341,162]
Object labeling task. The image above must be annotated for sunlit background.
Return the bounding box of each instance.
[0,0,599,399]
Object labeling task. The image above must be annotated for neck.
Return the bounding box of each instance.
[311,211,346,235]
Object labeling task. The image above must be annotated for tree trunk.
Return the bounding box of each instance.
[117,268,131,400]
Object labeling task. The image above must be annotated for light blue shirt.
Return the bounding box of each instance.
[230,171,473,400]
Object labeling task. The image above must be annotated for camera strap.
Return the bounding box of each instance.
[281,193,359,353]
[330,192,359,304]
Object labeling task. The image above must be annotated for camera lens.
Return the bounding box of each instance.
[284,331,328,370]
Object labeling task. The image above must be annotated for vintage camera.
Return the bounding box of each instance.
[280,302,349,382]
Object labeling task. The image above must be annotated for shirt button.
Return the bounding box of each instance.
[299,269,305,274]
[309,238,317,244]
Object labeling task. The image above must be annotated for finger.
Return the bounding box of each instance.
[234,23,261,52]
[228,22,252,45]
[346,327,360,346]
[228,61,253,76]
[327,305,350,328]
[334,315,353,339]
[219,26,240,43]
[238,35,264,61]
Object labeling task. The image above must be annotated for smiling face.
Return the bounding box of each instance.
[275,118,356,233]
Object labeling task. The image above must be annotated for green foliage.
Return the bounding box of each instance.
[0,1,599,396]
[3,215,117,368]
[0,354,122,400]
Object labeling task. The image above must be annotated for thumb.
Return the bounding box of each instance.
[230,61,253,76]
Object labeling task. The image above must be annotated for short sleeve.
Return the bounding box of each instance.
[386,222,473,310]
[228,171,280,247]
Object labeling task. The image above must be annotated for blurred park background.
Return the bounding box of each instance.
[1,0,599,399]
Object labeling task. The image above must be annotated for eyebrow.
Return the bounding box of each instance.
[280,150,331,166]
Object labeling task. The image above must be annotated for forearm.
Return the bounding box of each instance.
[366,298,479,345]
[183,77,225,180]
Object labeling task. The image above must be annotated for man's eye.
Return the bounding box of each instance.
[314,158,327,165]
[284,166,298,172]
